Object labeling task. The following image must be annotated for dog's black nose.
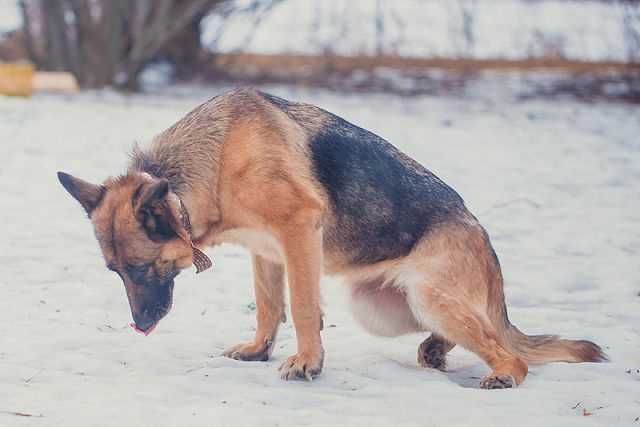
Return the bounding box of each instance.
[133,313,156,332]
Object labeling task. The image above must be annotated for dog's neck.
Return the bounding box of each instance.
[175,183,221,245]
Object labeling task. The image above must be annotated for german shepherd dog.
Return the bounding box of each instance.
[58,88,605,388]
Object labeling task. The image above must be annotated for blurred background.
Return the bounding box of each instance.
[0,0,639,101]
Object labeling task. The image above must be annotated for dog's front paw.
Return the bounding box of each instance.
[222,340,273,362]
[278,349,324,381]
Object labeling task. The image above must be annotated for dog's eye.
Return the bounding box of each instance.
[127,263,149,273]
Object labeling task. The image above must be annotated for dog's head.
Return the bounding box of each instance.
[57,171,197,335]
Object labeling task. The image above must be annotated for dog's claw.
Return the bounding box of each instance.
[278,351,323,381]
[222,340,273,362]
[480,374,516,390]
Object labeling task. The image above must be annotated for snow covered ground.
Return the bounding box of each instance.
[0,85,639,426]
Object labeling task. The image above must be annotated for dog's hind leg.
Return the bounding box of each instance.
[348,274,454,372]
[417,334,455,371]
[412,285,527,388]
[223,254,285,362]
[405,224,528,389]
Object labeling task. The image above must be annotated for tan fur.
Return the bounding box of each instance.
[207,100,326,379]
[341,213,603,386]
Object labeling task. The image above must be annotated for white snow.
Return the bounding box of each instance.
[0,85,639,426]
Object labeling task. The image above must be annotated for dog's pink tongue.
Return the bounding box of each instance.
[130,322,156,336]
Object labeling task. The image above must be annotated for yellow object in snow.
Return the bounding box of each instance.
[0,62,35,96]
[0,62,79,96]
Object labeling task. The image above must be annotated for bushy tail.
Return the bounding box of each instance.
[501,321,607,365]
[479,222,607,365]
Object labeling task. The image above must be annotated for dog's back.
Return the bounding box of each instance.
[259,91,466,266]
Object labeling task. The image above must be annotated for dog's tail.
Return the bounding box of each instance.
[482,237,607,365]
[499,318,607,364]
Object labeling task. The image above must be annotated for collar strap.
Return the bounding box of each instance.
[177,198,212,274]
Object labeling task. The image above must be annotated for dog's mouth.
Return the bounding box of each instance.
[130,321,158,336]
[129,306,170,337]
[126,279,174,337]
[129,307,170,336]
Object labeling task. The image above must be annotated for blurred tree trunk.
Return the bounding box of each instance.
[19,0,225,90]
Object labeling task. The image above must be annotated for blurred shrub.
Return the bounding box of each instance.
[18,0,241,89]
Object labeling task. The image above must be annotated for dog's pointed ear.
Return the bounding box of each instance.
[57,171,106,215]
[139,178,170,207]
[133,179,182,242]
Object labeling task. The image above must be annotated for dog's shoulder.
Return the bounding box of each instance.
[256,92,466,265]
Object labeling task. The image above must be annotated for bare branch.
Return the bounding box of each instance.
[17,0,267,89]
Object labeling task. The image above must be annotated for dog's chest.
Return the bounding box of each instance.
[214,228,282,262]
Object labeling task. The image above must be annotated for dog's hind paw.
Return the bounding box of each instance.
[417,334,455,371]
[480,374,516,390]
[222,340,273,362]
[278,350,324,381]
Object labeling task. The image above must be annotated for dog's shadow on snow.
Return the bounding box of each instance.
[383,356,487,389]
[440,364,487,388]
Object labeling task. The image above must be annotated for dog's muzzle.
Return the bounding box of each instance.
[127,279,174,336]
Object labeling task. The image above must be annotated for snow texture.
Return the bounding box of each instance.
[0,85,639,426]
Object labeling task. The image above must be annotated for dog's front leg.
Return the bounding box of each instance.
[223,254,285,361]
[276,222,324,381]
